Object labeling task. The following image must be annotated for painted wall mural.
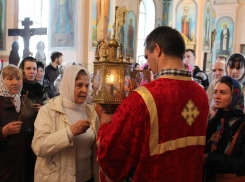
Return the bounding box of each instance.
[203,1,212,51]
[49,0,77,50]
[215,17,234,57]
[126,11,136,59]
[91,0,114,48]
[163,1,173,27]
[176,0,197,41]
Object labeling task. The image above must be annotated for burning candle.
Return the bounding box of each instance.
[110,83,114,95]
[109,74,114,95]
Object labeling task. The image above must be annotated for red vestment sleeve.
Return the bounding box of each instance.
[97,92,149,181]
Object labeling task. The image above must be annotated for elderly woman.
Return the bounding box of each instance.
[204,76,245,181]
[0,65,37,182]
[32,65,99,182]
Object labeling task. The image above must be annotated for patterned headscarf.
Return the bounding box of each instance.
[211,76,244,151]
[0,68,22,113]
[226,76,244,111]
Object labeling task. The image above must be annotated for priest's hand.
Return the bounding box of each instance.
[101,111,113,125]
[70,120,90,136]
[2,121,23,138]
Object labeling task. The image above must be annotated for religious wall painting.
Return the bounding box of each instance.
[126,11,136,59]
[156,19,162,28]
[49,0,78,50]
[0,0,5,50]
[211,9,216,63]
[163,0,173,27]
[215,17,234,57]
[203,1,212,51]
[91,0,114,48]
[176,0,197,41]
[118,24,126,57]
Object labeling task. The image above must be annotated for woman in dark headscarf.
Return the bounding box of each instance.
[204,76,245,181]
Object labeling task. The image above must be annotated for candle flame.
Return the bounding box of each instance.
[110,74,114,83]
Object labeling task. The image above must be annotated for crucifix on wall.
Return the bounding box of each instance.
[8,17,47,58]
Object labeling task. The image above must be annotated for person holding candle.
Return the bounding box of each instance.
[0,65,37,182]
[32,65,100,182]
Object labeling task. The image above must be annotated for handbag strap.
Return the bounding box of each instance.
[227,121,245,156]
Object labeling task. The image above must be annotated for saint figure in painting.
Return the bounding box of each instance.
[53,0,74,46]
[219,23,230,55]
[119,24,125,56]
[181,6,191,40]
[127,19,134,58]
[205,7,210,46]
[96,0,110,41]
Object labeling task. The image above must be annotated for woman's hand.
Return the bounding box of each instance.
[2,121,23,138]
[33,104,41,111]
[70,120,90,136]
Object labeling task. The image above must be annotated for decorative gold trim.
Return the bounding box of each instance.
[159,75,193,81]
[135,86,205,156]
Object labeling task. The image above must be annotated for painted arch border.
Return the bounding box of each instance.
[175,0,198,42]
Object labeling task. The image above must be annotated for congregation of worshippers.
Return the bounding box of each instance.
[2,0,245,181]
[1,45,245,182]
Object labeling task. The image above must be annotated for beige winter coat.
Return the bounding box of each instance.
[32,96,100,182]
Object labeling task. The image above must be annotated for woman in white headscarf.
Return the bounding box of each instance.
[32,65,99,182]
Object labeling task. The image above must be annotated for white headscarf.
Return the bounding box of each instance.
[59,65,90,103]
[0,69,21,113]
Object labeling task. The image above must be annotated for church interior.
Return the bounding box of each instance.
[2,1,245,182]
[1,0,245,73]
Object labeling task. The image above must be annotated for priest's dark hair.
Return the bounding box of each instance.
[19,56,37,71]
[144,26,185,60]
[50,51,63,62]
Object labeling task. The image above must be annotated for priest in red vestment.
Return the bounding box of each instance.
[97,26,209,182]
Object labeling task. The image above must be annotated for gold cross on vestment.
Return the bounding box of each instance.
[181,100,200,126]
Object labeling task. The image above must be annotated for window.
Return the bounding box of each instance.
[136,0,155,66]
[18,0,48,62]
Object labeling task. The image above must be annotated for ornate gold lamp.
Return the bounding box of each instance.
[92,37,132,114]
[92,6,132,114]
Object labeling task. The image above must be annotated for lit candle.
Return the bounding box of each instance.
[110,83,114,95]
[110,74,114,95]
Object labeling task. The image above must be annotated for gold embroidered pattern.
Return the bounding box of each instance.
[181,100,199,126]
[135,86,205,156]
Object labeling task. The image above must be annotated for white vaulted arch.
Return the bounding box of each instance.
[137,0,155,65]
